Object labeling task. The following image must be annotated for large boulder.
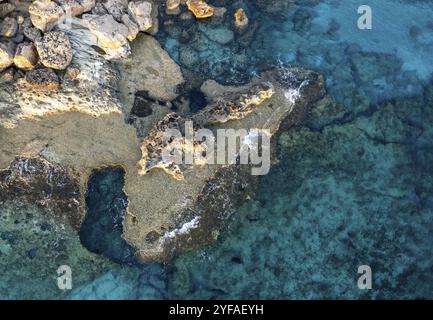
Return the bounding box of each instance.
[35,31,73,70]
[29,0,64,32]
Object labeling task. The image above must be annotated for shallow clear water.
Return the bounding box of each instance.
[2,0,433,299]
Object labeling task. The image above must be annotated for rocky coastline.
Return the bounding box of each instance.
[0,0,326,264]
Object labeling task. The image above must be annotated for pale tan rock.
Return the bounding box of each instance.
[186,0,214,19]
[0,41,15,70]
[82,14,130,59]
[118,33,184,110]
[24,67,60,91]
[14,42,39,70]
[128,0,152,31]
[121,14,139,41]
[234,8,248,28]
[29,0,65,32]
[35,31,73,70]
[1,17,18,38]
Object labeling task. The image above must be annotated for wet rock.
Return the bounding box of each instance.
[128,0,153,32]
[1,17,18,38]
[14,42,39,70]
[29,0,64,32]
[82,13,130,59]
[0,41,15,70]
[186,0,214,19]
[24,67,60,90]
[35,31,73,70]
[0,157,82,228]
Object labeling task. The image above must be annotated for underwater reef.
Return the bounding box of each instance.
[1,0,433,300]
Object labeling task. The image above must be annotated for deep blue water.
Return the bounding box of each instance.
[2,0,433,299]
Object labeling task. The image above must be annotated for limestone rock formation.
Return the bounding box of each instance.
[35,31,73,70]
[186,0,214,19]
[14,42,39,70]
[128,0,153,31]
[82,13,131,59]
[29,0,64,32]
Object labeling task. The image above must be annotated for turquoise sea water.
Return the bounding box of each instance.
[2,0,433,299]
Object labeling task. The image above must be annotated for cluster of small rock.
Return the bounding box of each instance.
[0,0,157,90]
